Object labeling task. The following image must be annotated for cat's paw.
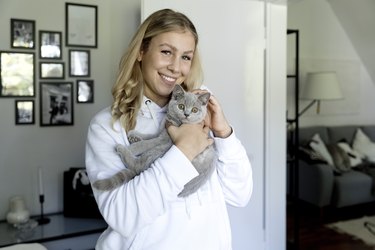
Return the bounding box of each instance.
[128,135,142,144]
[127,131,143,144]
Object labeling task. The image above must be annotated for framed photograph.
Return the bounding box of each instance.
[0,51,35,97]
[39,30,62,59]
[15,100,35,125]
[66,3,98,48]
[40,62,65,79]
[77,80,94,103]
[11,19,35,49]
[69,50,90,77]
[40,82,73,126]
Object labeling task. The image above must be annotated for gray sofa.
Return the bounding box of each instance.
[295,125,375,208]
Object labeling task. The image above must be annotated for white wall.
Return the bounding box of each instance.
[0,0,137,219]
[287,0,375,127]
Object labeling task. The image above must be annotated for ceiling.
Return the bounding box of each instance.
[327,0,375,83]
[288,0,375,83]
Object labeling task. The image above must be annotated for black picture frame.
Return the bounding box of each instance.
[40,82,73,126]
[11,18,35,49]
[39,30,62,59]
[66,3,98,48]
[15,100,35,125]
[0,51,35,97]
[40,62,65,79]
[69,50,90,77]
[77,80,94,103]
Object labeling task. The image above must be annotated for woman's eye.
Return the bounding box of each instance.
[161,50,171,55]
[182,55,192,61]
[178,104,185,110]
[191,107,198,113]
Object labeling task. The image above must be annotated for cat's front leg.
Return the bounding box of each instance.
[115,144,140,173]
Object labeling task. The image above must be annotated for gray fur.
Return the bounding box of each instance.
[93,85,216,197]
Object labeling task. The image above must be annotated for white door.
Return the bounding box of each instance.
[142,1,287,249]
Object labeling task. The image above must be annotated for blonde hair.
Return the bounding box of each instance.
[111,9,204,132]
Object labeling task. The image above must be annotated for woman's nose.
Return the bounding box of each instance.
[167,56,180,73]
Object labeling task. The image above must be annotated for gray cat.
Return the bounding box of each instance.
[93,85,216,198]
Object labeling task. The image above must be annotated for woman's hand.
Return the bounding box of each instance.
[167,122,213,161]
[193,90,232,138]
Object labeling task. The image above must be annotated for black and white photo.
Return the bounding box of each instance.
[66,3,98,48]
[39,31,62,59]
[40,62,64,79]
[0,51,35,97]
[11,19,35,49]
[40,82,73,126]
[15,100,34,125]
[77,80,94,103]
[69,50,90,77]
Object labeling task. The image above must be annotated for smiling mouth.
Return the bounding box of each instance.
[160,73,177,84]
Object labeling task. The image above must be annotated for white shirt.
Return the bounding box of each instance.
[85,97,253,250]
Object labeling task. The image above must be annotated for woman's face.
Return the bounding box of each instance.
[139,30,196,107]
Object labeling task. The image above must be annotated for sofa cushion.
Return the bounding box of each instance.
[328,126,358,144]
[309,133,334,166]
[299,126,329,145]
[353,128,375,162]
[327,143,351,173]
[362,126,375,142]
[337,142,363,167]
[299,145,327,164]
[332,170,374,207]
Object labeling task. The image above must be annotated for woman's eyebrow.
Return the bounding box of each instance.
[159,43,194,54]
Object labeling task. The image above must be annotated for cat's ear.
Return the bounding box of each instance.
[172,85,185,100]
[198,92,211,105]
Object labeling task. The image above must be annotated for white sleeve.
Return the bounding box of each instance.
[214,129,253,207]
[85,112,198,238]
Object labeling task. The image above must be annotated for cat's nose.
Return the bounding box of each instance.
[184,113,190,118]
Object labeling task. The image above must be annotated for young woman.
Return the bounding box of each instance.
[85,8,253,250]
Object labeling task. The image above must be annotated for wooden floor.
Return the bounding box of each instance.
[287,200,375,250]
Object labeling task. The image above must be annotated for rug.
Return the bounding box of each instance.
[327,215,375,246]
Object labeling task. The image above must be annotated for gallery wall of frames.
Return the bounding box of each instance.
[0,2,97,126]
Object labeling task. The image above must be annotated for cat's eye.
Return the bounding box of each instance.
[191,107,198,113]
[178,104,185,110]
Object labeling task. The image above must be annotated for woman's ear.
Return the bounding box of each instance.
[137,51,143,62]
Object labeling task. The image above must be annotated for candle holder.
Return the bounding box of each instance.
[36,194,50,225]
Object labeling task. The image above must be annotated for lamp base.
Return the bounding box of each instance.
[37,217,50,225]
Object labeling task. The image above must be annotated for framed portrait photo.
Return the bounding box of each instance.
[77,79,94,103]
[39,30,62,59]
[40,62,65,79]
[0,51,35,97]
[40,82,73,126]
[15,100,35,125]
[66,3,98,48]
[11,19,35,49]
[69,50,90,77]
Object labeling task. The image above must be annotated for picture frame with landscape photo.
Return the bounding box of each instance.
[15,100,35,125]
[69,50,90,77]
[40,82,73,126]
[66,3,98,48]
[77,79,94,103]
[0,51,35,97]
[39,30,62,59]
[11,18,35,49]
[40,62,64,79]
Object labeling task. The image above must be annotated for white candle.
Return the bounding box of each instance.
[38,167,44,195]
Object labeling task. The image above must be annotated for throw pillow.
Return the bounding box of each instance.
[352,128,375,162]
[327,144,351,173]
[298,145,327,164]
[309,133,334,166]
[337,141,363,167]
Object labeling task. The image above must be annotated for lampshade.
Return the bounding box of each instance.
[301,71,343,100]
